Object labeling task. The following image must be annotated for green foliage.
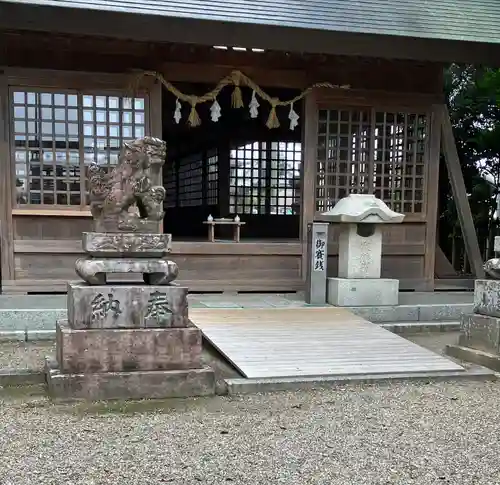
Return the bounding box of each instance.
[441,64,500,259]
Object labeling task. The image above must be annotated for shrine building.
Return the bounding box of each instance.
[0,0,498,294]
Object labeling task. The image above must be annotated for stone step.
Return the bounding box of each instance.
[0,321,462,342]
[0,303,471,337]
[348,303,471,323]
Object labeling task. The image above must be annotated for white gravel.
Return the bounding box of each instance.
[1,380,500,484]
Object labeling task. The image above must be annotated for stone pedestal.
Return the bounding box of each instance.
[459,278,500,354]
[327,278,399,307]
[319,194,404,307]
[67,282,188,329]
[46,231,216,400]
[447,248,500,370]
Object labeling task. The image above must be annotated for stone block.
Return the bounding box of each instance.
[46,358,215,400]
[75,257,178,285]
[494,236,500,253]
[338,224,382,279]
[460,313,500,354]
[473,279,500,317]
[56,320,202,373]
[327,277,399,307]
[82,232,172,258]
[67,282,188,329]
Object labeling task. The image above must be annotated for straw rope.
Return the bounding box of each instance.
[131,70,350,128]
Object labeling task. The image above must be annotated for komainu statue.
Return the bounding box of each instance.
[88,136,167,233]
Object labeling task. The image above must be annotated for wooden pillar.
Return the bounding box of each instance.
[149,80,164,232]
[218,144,230,217]
[422,106,442,290]
[300,90,318,280]
[440,104,485,278]
[0,70,14,285]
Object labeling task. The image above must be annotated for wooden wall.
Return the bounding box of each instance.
[0,30,444,294]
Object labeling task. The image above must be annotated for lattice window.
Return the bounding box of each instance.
[229,141,301,215]
[163,164,177,209]
[206,149,218,205]
[229,142,266,214]
[12,89,147,207]
[178,154,203,207]
[82,95,145,168]
[316,108,428,213]
[269,141,302,215]
[372,112,427,213]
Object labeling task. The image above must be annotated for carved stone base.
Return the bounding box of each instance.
[75,257,178,285]
[45,358,215,400]
[67,282,188,329]
[93,215,161,235]
[82,232,172,258]
[56,320,201,372]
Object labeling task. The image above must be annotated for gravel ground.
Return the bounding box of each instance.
[1,380,500,484]
[2,332,499,484]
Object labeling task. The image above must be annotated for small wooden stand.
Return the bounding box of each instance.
[203,219,246,243]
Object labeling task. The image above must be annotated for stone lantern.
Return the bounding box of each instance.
[322,194,404,307]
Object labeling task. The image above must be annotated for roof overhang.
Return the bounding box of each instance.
[0,2,499,65]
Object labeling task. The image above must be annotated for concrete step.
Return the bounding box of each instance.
[225,367,495,395]
[0,303,471,334]
[348,303,471,323]
[380,321,461,334]
[0,321,462,343]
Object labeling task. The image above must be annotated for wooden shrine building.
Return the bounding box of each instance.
[0,0,499,294]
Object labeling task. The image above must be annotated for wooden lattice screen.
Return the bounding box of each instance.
[229,141,301,215]
[177,153,203,207]
[206,148,218,206]
[164,149,219,208]
[316,108,428,214]
[12,89,147,207]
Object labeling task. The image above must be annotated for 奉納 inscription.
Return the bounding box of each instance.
[91,293,122,323]
[145,291,172,327]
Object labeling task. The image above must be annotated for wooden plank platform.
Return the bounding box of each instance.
[190,308,464,379]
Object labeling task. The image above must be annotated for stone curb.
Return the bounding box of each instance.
[0,324,460,342]
[225,368,495,395]
[0,369,46,386]
[26,330,56,341]
[0,330,26,342]
[381,321,461,334]
[0,330,56,342]
[445,345,500,372]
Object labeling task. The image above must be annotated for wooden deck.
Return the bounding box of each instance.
[190,308,464,379]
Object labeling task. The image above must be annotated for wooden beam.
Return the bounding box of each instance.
[0,71,14,282]
[300,89,318,280]
[440,104,485,278]
[423,106,442,290]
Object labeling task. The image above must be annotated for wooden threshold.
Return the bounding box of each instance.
[12,208,91,217]
[0,278,304,294]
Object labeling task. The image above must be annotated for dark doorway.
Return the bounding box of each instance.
[162,82,303,240]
